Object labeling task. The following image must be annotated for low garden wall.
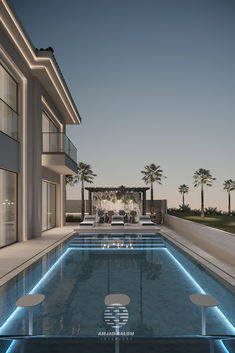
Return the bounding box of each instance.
[164,214,235,266]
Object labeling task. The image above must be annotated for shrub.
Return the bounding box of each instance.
[167,205,191,214]
[179,204,191,213]
[66,214,82,222]
[204,207,222,216]
[167,208,179,214]
[191,209,201,216]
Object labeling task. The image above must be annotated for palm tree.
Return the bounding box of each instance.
[193,168,216,218]
[141,164,166,214]
[78,162,97,220]
[66,162,97,220]
[178,184,189,207]
[223,179,235,215]
[65,174,79,186]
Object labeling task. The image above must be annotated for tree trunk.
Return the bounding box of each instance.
[81,180,85,220]
[150,182,154,215]
[228,191,231,215]
[182,193,185,207]
[201,184,204,217]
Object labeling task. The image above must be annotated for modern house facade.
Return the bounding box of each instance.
[0,0,81,248]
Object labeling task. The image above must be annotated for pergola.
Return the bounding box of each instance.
[85,185,149,215]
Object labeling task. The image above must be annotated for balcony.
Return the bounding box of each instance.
[41,132,78,174]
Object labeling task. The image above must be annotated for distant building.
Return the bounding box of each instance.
[0,0,81,247]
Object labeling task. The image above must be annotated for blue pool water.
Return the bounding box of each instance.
[0,233,234,338]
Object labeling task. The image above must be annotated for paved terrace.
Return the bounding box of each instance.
[0,223,234,292]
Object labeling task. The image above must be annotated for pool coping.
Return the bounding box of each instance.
[161,225,235,293]
[1,224,234,293]
[0,224,162,288]
[0,227,76,287]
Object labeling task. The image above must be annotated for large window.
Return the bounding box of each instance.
[0,169,17,247]
[42,181,56,231]
[42,112,59,152]
[0,64,18,139]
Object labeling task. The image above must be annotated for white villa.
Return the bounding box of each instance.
[0,0,81,248]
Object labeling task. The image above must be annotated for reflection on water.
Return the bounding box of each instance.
[0,234,234,337]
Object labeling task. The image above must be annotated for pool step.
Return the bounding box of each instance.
[69,236,166,249]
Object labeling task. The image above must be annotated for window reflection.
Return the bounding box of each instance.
[0,169,17,247]
[0,64,18,139]
[42,112,59,152]
[42,181,56,231]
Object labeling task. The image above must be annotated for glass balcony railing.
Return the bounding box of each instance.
[0,99,18,140]
[42,132,77,164]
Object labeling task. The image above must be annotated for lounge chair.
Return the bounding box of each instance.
[139,215,155,227]
[80,215,96,228]
[111,215,125,227]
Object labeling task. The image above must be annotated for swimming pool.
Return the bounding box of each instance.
[0,233,234,338]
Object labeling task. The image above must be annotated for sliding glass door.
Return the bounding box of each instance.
[42,181,56,231]
[0,169,17,247]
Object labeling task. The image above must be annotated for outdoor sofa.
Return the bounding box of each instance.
[111,215,125,227]
[139,215,155,227]
[80,215,96,228]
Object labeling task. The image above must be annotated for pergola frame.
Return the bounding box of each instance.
[85,185,149,215]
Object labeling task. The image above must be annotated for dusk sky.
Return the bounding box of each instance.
[11,0,235,210]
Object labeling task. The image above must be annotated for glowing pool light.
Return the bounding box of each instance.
[0,242,234,337]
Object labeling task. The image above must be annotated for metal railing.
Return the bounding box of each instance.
[42,132,77,164]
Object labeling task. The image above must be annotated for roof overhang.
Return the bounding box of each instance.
[85,186,150,193]
[0,0,81,125]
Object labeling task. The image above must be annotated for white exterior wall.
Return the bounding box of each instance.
[164,214,235,266]
[0,0,80,244]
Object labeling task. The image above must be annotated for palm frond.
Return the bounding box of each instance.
[223,179,235,192]
[193,168,216,188]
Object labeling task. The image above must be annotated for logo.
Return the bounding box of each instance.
[98,294,134,336]
[104,305,129,329]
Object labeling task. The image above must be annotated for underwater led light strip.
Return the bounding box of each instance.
[219,340,231,353]
[72,236,162,239]
[0,249,69,333]
[166,249,235,334]
[5,340,17,353]
[79,233,158,236]
[71,239,163,242]
[68,246,166,251]
[69,243,165,246]
[0,245,234,339]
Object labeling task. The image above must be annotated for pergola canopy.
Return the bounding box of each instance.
[85,185,149,215]
[85,185,149,193]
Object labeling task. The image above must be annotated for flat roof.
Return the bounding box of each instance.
[85,186,149,192]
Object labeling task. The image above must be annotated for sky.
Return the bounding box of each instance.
[11,0,235,210]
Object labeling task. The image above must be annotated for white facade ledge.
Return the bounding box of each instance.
[42,153,77,174]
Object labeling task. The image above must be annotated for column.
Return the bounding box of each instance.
[142,191,146,215]
[89,191,92,214]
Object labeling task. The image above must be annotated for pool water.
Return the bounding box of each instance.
[0,233,234,337]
